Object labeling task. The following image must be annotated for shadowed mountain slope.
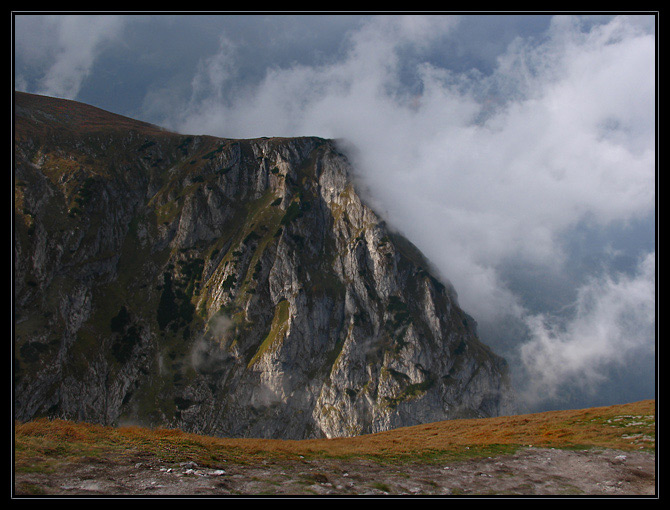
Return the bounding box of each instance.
[14,91,513,439]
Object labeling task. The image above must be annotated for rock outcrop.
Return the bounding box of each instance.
[14,92,513,439]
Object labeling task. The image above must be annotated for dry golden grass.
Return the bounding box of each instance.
[14,400,654,472]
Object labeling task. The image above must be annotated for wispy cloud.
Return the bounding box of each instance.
[519,251,655,406]
[15,14,125,99]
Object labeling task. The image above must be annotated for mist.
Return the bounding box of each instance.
[14,13,656,413]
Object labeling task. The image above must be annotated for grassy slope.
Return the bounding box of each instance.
[14,400,655,474]
[14,91,167,139]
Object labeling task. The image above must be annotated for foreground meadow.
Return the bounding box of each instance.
[14,399,655,496]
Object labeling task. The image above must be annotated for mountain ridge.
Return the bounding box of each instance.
[14,91,513,439]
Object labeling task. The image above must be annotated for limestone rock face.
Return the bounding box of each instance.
[14,92,513,439]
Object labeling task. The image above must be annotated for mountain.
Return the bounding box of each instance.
[13,91,513,439]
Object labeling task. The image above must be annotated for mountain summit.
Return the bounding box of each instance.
[14,91,513,439]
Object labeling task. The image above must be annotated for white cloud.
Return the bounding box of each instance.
[519,251,655,406]
[19,15,125,99]
[189,35,238,105]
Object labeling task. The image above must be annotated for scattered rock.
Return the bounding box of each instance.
[14,447,655,496]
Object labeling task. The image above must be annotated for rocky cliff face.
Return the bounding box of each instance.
[14,92,513,439]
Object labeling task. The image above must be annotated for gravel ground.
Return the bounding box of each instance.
[14,446,656,497]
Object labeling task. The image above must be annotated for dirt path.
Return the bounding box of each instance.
[14,447,655,497]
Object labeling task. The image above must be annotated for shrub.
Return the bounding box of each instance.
[280,201,302,226]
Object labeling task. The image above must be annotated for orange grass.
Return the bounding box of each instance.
[14,400,655,470]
